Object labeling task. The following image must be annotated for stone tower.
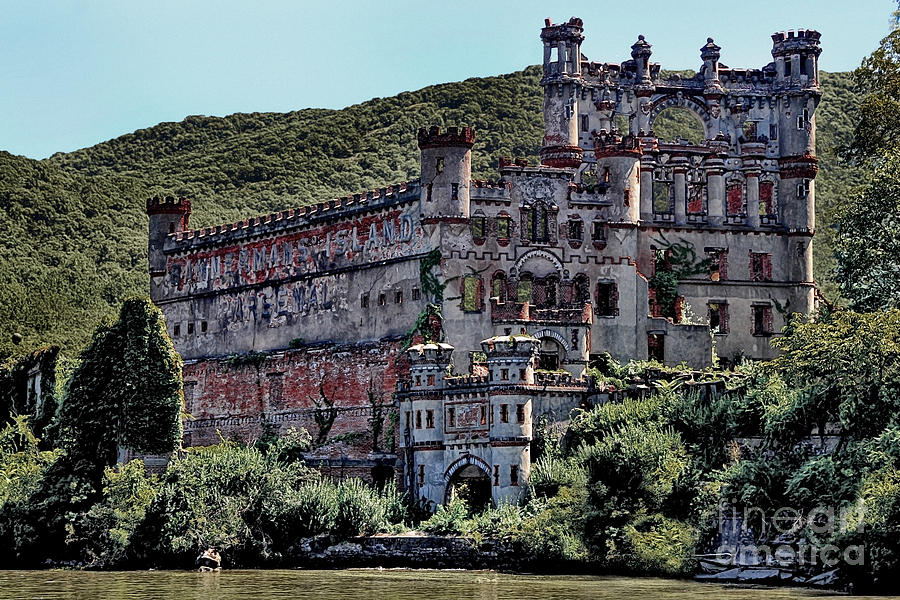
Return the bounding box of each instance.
[771,30,822,234]
[146,195,191,278]
[539,17,584,168]
[417,126,475,220]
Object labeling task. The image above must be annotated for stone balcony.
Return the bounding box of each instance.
[490,299,592,325]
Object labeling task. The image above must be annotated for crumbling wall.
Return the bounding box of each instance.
[183,340,408,482]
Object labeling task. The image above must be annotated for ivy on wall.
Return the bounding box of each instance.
[0,346,60,441]
[58,297,184,469]
[648,234,712,320]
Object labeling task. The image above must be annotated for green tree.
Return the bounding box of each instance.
[834,2,900,309]
[842,4,900,164]
[57,296,184,472]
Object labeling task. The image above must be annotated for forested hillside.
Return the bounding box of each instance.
[0,67,858,359]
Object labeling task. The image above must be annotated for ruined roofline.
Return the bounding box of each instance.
[578,26,820,90]
[166,180,420,250]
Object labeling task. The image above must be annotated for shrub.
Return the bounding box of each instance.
[421,497,472,535]
[334,478,389,538]
[68,460,160,567]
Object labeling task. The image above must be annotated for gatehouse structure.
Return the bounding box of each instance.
[146,17,821,507]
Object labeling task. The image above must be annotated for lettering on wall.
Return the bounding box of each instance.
[214,273,350,330]
[165,210,423,295]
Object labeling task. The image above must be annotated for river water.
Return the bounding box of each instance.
[0,569,895,600]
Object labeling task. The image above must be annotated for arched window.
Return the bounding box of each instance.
[759,179,777,217]
[573,274,590,306]
[534,275,559,308]
[497,212,511,240]
[461,275,482,312]
[517,274,533,304]
[491,271,507,303]
[530,202,549,243]
[726,176,746,217]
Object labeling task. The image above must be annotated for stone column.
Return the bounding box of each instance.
[746,171,760,228]
[558,41,566,74]
[706,166,724,227]
[640,160,655,221]
[672,157,688,225]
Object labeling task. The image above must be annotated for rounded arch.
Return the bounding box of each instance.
[491,270,508,302]
[648,95,711,141]
[444,453,492,483]
[531,328,571,353]
[443,454,493,509]
[515,248,564,278]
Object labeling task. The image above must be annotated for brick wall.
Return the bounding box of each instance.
[182,341,408,482]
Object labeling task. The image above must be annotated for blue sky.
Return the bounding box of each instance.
[0,0,893,159]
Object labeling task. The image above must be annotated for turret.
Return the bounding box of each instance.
[481,334,539,385]
[418,126,474,220]
[593,131,642,222]
[772,29,822,88]
[146,195,191,278]
[700,37,723,94]
[631,35,653,85]
[770,30,821,240]
[405,342,454,452]
[539,17,585,169]
[407,342,454,391]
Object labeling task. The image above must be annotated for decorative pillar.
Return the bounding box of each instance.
[707,167,724,227]
[640,159,655,221]
[672,156,688,225]
[746,171,760,228]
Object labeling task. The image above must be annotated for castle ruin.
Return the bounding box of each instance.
[146,18,821,507]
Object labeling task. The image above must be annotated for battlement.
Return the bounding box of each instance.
[417,126,475,149]
[471,179,511,202]
[146,195,191,216]
[772,29,822,48]
[498,157,532,168]
[471,179,510,190]
[169,180,419,247]
[593,131,642,159]
[540,17,584,42]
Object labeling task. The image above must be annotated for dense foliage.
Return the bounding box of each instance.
[58,296,183,472]
[834,9,900,310]
[0,67,861,360]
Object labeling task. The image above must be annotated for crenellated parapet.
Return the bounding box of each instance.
[417,126,475,150]
[147,195,192,217]
[167,181,419,250]
[593,131,642,159]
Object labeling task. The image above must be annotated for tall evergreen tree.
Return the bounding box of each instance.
[834,2,900,309]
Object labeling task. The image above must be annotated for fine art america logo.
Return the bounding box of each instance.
[716,503,866,567]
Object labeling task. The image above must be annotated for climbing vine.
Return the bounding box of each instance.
[312,382,338,446]
[58,297,184,470]
[648,234,712,320]
[404,249,447,348]
[367,383,384,452]
[419,248,445,303]
[0,346,60,441]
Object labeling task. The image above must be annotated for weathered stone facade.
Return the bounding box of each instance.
[147,17,821,507]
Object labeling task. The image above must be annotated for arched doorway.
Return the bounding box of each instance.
[445,464,492,511]
[538,337,564,371]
